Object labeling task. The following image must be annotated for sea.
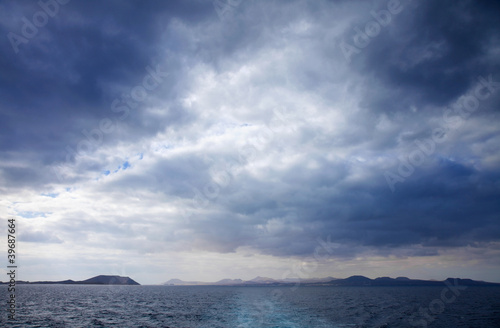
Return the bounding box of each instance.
[1,284,500,327]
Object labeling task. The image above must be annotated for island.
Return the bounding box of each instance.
[1,275,140,285]
[163,275,500,287]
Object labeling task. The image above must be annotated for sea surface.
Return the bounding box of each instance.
[1,284,500,327]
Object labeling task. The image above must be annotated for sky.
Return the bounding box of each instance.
[0,0,499,285]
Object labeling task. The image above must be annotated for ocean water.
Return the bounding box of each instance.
[1,284,500,327]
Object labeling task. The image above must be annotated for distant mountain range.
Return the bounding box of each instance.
[163,275,500,287]
[3,274,498,287]
[1,275,140,285]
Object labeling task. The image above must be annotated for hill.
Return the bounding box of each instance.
[1,275,140,285]
[161,275,500,287]
[79,275,140,285]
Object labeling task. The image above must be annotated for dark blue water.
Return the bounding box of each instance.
[1,285,499,327]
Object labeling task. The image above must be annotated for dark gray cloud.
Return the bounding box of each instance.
[350,0,500,110]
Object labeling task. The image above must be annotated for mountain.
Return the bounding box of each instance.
[247,276,278,284]
[164,278,245,286]
[163,277,290,286]
[1,275,140,285]
[162,277,275,286]
[320,276,500,287]
[215,279,244,285]
[163,279,207,286]
[333,275,373,286]
[79,275,140,285]
[164,278,187,285]
[161,275,500,287]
